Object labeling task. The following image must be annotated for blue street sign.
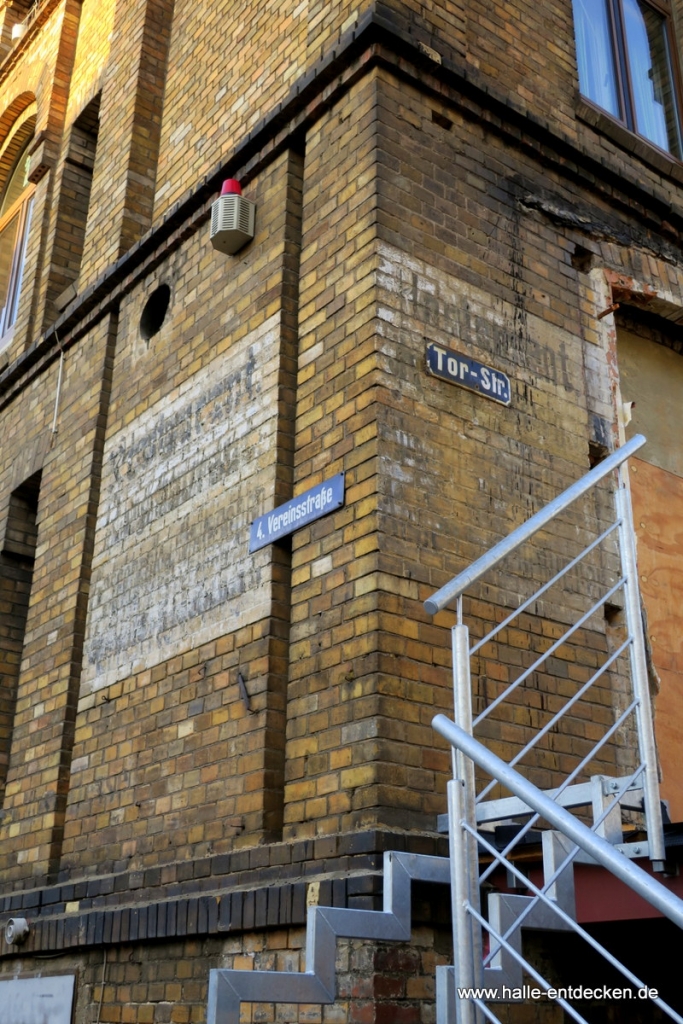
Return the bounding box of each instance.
[249,473,345,552]
[426,342,511,406]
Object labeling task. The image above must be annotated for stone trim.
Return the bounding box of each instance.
[0,831,449,956]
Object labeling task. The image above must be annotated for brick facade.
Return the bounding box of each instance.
[0,0,682,1021]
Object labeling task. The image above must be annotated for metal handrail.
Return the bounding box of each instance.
[424,434,646,615]
[474,639,633,810]
[478,764,646,970]
[438,710,683,1021]
[475,695,640,884]
[473,575,626,725]
[430,435,665,869]
[428,439,670,1021]
[433,714,683,929]
[469,519,620,655]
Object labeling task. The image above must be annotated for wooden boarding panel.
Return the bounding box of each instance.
[630,457,683,820]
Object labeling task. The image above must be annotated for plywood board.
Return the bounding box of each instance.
[630,457,683,819]
[619,328,683,478]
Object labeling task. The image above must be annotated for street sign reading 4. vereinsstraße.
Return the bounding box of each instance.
[249,474,345,553]
[426,341,511,406]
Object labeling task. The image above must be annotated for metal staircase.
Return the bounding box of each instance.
[433,717,683,1023]
[206,849,451,1023]
[207,433,683,1024]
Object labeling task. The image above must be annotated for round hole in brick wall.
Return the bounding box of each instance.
[140,284,171,340]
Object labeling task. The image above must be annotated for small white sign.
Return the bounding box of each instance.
[1,975,75,1024]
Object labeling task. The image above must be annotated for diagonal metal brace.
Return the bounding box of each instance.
[483,831,576,999]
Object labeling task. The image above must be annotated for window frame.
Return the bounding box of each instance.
[0,149,35,350]
[575,0,683,160]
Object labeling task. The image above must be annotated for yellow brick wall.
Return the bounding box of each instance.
[64,0,115,128]
[0,0,677,912]
[151,0,365,223]
[0,32,651,880]
[277,66,629,839]
[150,0,462,225]
[0,3,64,140]
[283,71,382,839]
[78,0,174,286]
[0,314,116,884]
[57,149,302,876]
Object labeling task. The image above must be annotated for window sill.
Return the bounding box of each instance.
[576,97,683,187]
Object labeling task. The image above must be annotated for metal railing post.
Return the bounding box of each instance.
[452,622,476,807]
[448,778,478,1024]
[615,470,666,869]
[450,621,484,1021]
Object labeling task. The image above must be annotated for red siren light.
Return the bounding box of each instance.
[210,180,255,255]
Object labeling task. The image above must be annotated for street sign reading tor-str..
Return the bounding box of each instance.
[249,474,345,552]
[426,341,511,405]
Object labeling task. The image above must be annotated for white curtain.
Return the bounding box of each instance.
[622,0,678,155]
[572,0,621,119]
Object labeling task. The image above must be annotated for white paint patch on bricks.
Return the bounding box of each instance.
[376,241,582,396]
[81,314,281,694]
[1,976,75,1024]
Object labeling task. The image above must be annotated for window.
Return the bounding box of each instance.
[573,0,683,159]
[0,137,33,347]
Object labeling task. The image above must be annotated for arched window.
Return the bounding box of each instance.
[0,135,34,346]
